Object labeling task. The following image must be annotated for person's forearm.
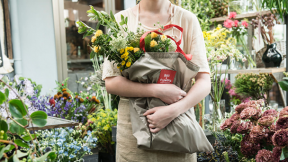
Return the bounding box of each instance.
[172,73,211,116]
[105,76,156,98]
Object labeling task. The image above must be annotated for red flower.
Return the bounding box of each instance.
[224,19,235,29]
[272,129,288,147]
[242,20,249,28]
[258,115,275,127]
[263,109,278,118]
[255,149,273,162]
[237,121,253,134]
[228,12,237,19]
[276,117,288,130]
[234,20,239,27]
[49,98,55,107]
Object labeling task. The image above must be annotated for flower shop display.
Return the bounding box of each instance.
[181,0,215,31]
[203,25,245,130]
[251,13,282,67]
[233,73,273,105]
[223,79,251,106]
[78,6,213,153]
[0,75,56,161]
[82,108,118,161]
[223,12,256,68]
[219,99,288,161]
[35,127,96,161]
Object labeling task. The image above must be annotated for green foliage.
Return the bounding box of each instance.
[9,99,27,118]
[262,0,287,21]
[30,111,48,127]
[0,91,6,105]
[9,118,28,134]
[21,134,38,142]
[234,73,273,103]
[182,0,214,31]
[14,139,29,148]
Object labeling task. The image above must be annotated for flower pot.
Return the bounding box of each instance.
[112,126,117,142]
[262,43,282,68]
[82,148,99,162]
[98,152,115,162]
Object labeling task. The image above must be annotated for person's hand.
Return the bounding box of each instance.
[152,84,186,104]
[143,104,179,133]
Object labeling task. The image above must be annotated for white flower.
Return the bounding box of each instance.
[87,87,91,91]
[23,79,34,96]
[81,82,85,85]
[242,58,247,62]
[85,77,88,81]
[109,34,127,50]
[168,39,177,52]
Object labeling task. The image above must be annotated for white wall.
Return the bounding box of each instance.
[10,0,58,95]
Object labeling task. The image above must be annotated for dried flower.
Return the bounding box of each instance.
[258,116,275,127]
[276,117,288,130]
[272,129,288,147]
[230,120,240,134]
[250,125,269,142]
[263,109,278,118]
[237,121,253,134]
[272,147,282,162]
[241,135,261,157]
[240,107,262,120]
[255,149,273,162]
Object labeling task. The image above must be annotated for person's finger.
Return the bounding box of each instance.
[180,90,187,97]
[149,124,156,129]
[147,119,153,124]
[150,127,161,133]
[178,96,183,100]
[144,108,156,116]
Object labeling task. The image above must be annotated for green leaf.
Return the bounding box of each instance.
[0,120,8,133]
[14,139,29,148]
[4,144,14,153]
[4,89,9,99]
[279,81,288,91]
[281,147,288,160]
[34,151,57,162]
[9,118,28,135]
[21,134,38,142]
[15,150,28,158]
[0,91,6,105]
[30,111,47,127]
[9,99,27,118]
[283,77,288,81]
[0,145,11,159]
[90,51,96,59]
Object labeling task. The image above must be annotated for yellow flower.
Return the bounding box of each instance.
[102,113,107,118]
[97,122,101,127]
[102,119,105,124]
[120,49,125,54]
[87,115,92,119]
[216,26,221,30]
[124,56,129,60]
[103,124,110,131]
[126,62,131,67]
[150,40,158,48]
[91,36,96,43]
[202,31,207,38]
[161,35,167,41]
[117,65,121,69]
[151,32,158,39]
[121,54,125,59]
[134,48,140,53]
[95,30,103,37]
[221,32,227,37]
[121,61,125,65]
[91,118,96,122]
[94,46,100,53]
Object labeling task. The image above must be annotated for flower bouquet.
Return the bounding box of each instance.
[220,100,288,161]
[77,6,213,153]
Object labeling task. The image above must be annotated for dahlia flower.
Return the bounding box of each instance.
[258,116,275,127]
[263,109,278,118]
[255,149,273,162]
[237,121,253,134]
[272,129,288,147]
[276,117,288,130]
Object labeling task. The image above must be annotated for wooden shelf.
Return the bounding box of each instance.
[67,59,91,63]
[224,67,286,74]
[210,10,272,22]
[27,117,78,131]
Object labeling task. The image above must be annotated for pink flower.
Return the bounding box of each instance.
[250,125,269,142]
[263,109,278,118]
[224,19,235,28]
[237,121,253,134]
[258,115,275,127]
[220,118,232,130]
[234,20,239,27]
[242,97,251,103]
[86,97,89,99]
[230,120,240,134]
[276,117,288,130]
[240,107,262,120]
[235,103,248,113]
[221,79,232,90]
[228,88,237,96]
[228,12,237,19]
[272,147,282,162]
[242,20,249,28]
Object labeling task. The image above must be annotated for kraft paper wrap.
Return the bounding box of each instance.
[122,52,214,153]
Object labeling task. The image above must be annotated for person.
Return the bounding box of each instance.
[102,0,211,161]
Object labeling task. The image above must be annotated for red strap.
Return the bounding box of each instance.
[139,24,192,61]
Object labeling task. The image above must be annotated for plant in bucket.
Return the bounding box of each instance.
[203,24,246,131]
[78,6,213,153]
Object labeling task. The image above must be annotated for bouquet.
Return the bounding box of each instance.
[77,6,213,153]
[220,100,288,161]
